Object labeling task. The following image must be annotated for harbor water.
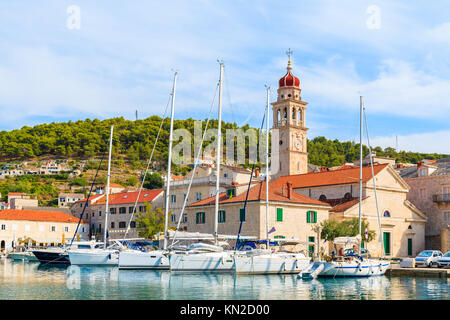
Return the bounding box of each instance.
[0,259,448,300]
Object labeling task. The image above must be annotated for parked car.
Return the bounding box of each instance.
[414,250,443,268]
[437,251,450,268]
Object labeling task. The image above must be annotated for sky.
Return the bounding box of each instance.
[0,1,450,154]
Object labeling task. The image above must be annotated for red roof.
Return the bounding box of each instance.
[8,192,23,196]
[188,181,329,207]
[172,175,184,180]
[0,209,84,223]
[328,197,369,213]
[95,189,163,205]
[272,164,388,189]
[76,194,104,203]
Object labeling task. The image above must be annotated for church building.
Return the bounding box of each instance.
[185,53,426,258]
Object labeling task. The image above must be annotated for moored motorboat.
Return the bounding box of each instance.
[7,251,38,262]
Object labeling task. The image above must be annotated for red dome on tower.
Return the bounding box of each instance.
[279,61,300,88]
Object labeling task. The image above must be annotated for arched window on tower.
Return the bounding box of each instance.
[292,109,296,120]
[298,109,302,123]
[277,109,281,124]
[283,108,287,119]
[319,195,327,201]
[344,192,352,199]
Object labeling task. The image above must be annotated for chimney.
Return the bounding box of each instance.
[286,182,293,200]
[254,168,260,178]
[281,184,285,196]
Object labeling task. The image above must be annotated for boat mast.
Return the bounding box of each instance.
[214,61,224,246]
[163,71,178,250]
[359,96,363,250]
[265,86,270,250]
[104,125,114,248]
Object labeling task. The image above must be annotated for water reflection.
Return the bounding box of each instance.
[0,259,448,300]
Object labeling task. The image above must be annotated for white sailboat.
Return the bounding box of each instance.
[68,126,122,266]
[118,71,178,270]
[299,96,390,279]
[169,62,239,273]
[233,86,311,274]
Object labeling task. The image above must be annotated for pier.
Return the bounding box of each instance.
[387,264,450,278]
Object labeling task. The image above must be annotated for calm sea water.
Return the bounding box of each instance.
[0,259,448,300]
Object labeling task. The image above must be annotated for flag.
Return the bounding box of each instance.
[323,233,328,243]
[268,227,276,234]
[365,227,369,240]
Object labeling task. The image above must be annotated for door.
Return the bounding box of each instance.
[383,232,391,256]
[308,236,315,257]
[407,238,413,256]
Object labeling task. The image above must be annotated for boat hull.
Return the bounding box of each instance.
[317,260,390,277]
[7,252,38,261]
[32,250,70,264]
[68,250,118,266]
[170,252,235,272]
[234,253,310,274]
[118,250,170,270]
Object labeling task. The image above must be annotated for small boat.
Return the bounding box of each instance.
[7,251,38,262]
[68,241,122,266]
[32,241,100,265]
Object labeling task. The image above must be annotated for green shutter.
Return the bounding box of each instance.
[196,212,199,224]
[239,208,246,222]
[314,211,317,223]
[306,211,310,223]
[276,208,283,222]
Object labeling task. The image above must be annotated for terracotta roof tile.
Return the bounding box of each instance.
[188,181,329,207]
[0,209,84,223]
[329,197,369,212]
[95,189,163,205]
[272,163,388,189]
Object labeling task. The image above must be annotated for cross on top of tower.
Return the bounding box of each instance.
[286,48,293,62]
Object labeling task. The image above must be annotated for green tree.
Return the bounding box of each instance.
[134,203,172,240]
[143,172,164,189]
[320,218,376,249]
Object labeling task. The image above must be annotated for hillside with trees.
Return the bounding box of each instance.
[0,117,448,168]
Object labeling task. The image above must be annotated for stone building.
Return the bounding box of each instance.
[71,190,164,240]
[185,56,426,258]
[399,158,450,252]
[0,209,88,252]
[58,192,84,208]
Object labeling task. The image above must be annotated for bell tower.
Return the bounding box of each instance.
[272,49,308,178]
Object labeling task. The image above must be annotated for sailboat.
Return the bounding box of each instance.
[169,62,240,272]
[117,72,178,270]
[68,125,123,266]
[299,96,390,278]
[233,87,311,274]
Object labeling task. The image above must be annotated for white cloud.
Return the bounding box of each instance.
[371,130,450,154]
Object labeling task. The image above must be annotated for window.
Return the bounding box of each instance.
[99,211,102,217]
[344,192,352,199]
[119,207,126,214]
[226,188,236,198]
[110,208,116,214]
[319,195,327,201]
[383,210,391,217]
[444,212,450,222]
[408,238,413,256]
[92,212,95,217]
[419,168,427,177]
[129,207,134,214]
[218,210,226,223]
[183,214,187,223]
[119,222,126,228]
[239,208,246,222]
[171,214,176,223]
[419,188,427,199]
[130,221,136,228]
[196,192,202,201]
[0,224,6,231]
[196,212,205,224]
[51,226,56,232]
[139,206,146,213]
[98,224,102,233]
[64,227,69,232]
[276,208,283,222]
[307,211,317,223]
[110,222,115,229]
[171,195,176,203]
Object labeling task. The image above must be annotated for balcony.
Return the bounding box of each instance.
[432,194,450,203]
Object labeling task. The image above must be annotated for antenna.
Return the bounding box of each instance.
[135,109,138,121]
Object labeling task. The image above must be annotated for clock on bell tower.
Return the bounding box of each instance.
[271,49,308,178]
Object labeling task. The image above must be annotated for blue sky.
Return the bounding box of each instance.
[1,1,450,153]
